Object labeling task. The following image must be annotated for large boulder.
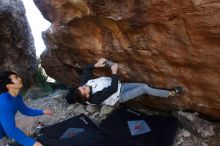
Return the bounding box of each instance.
[0,0,37,88]
[34,0,220,119]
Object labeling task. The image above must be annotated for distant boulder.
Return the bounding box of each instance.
[0,0,37,88]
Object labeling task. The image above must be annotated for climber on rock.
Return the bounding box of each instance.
[69,58,183,106]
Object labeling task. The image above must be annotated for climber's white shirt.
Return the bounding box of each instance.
[86,77,121,106]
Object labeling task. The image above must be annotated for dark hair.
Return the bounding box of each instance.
[0,71,17,93]
[65,88,75,104]
[73,88,88,104]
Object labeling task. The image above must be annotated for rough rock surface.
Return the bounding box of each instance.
[16,90,220,146]
[0,0,37,88]
[173,111,215,138]
[34,0,220,119]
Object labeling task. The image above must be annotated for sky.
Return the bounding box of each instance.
[22,0,55,82]
[22,0,51,57]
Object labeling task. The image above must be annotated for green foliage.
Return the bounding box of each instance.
[34,58,53,93]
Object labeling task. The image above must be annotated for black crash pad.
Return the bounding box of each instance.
[99,107,180,146]
[38,114,106,146]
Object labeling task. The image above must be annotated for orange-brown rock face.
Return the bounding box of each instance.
[34,0,220,119]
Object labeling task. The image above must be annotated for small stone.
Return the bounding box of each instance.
[182,129,191,137]
[67,105,74,111]
[73,104,86,115]
[202,142,208,146]
[84,111,90,116]
[67,103,79,111]
[99,105,114,116]
[86,105,99,114]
